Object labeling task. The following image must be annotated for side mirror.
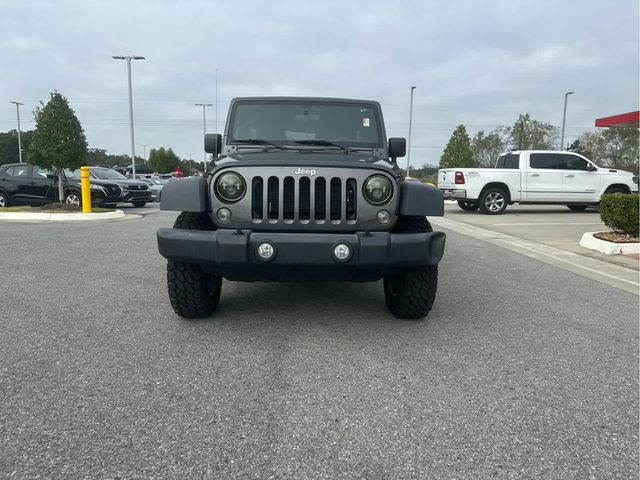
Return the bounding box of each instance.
[46,173,56,179]
[388,137,406,159]
[586,163,597,171]
[204,133,222,155]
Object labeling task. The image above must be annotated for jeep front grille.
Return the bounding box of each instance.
[210,166,398,231]
[251,176,357,224]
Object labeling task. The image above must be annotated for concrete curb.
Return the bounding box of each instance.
[431,216,639,295]
[579,232,640,255]
[0,210,125,221]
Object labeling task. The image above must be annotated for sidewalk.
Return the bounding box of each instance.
[0,210,126,222]
[434,204,639,295]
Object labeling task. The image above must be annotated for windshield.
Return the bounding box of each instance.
[229,100,383,148]
[91,167,127,180]
[63,168,80,179]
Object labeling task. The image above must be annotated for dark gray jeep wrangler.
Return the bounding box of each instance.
[157,97,446,319]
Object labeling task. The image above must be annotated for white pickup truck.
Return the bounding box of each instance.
[438,150,639,214]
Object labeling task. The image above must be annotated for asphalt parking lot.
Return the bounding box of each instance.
[1,208,638,479]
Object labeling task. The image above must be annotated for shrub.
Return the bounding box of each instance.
[600,193,639,234]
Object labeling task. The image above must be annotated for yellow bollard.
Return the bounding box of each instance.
[80,166,92,213]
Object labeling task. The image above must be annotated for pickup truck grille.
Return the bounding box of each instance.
[210,166,398,231]
[251,176,358,223]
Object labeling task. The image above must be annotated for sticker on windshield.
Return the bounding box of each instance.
[363,118,370,127]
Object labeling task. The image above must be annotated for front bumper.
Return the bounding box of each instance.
[440,188,467,200]
[120,191,151,203]
[157,228,446,268]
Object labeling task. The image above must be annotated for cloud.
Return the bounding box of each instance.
[0,0,637,166]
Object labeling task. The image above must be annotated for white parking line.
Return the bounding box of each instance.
[493,222,604,226]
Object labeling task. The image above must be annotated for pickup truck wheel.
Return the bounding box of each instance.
[478,188,507,215]
[0,191,8,208]
[167,212,222,318]
[457,200,479,211]
[567,205,589,211]
[132,201,147,207]
[383,215,438,320]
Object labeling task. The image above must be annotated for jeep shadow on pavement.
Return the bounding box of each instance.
[157,97,446,320]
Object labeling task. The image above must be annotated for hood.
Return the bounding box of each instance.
[213,151,396,172]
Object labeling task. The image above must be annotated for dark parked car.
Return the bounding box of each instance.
[0,163,151,208]
[64,167,151,207]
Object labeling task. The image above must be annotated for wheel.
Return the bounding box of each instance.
[383,216,438,320]
[457,200,479,211]
[64,191,81,207]
[567,205,588,211]
[132,201,147,207]
[478,187,508,215]
[0,191,9,208]
[167,212,222,318]
[605,187,627,195]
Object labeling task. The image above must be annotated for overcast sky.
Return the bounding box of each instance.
[1,0,638,167]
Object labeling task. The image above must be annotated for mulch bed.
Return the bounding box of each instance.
[593,232,639,244]
[38,203,81,212]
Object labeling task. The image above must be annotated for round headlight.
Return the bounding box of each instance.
[216,172,246,202]
[363,175,392,205]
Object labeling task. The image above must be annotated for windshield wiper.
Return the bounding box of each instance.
[234,139,289,150]
[293,140,350,152]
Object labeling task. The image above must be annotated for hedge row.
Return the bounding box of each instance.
[600,193,639,234]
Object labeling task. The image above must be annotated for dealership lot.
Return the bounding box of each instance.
[0,210,638,479]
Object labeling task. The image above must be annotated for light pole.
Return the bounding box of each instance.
[560,91,574,150]
[138,143,149,163]
[113,55,145,177]
[10,101,24,163]
[407,86,416,177]
[195,103,213,164]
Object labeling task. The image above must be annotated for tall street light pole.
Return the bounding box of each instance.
[10,101,24,163]
[560,91,574,150]
[407,86,416,177]
[113,55,145,177]
[138,143,149,163]
[195,103,213,164]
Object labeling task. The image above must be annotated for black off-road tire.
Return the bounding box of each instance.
[383,216,438,320]
[478,187,508,215]
[567,205,589,211]
[167,212,222,318]
[604,187,627,195]
[457,200,479,211]
[132,201,147,207]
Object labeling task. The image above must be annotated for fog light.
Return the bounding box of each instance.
[257,242,275,261]
[217,208,231,223]
[333,243,351,261]
[376,210,391,224]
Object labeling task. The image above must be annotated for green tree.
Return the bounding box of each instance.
[508,113,558,150]
[573,129,639,174]
[28,92,88,202]
[600,128,639,173]
[148,147,181,173]
[0,130,34,165]
[439,125,475,168]
[471,127,509,167]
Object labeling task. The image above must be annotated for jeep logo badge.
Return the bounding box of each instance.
[294,168,316,176]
